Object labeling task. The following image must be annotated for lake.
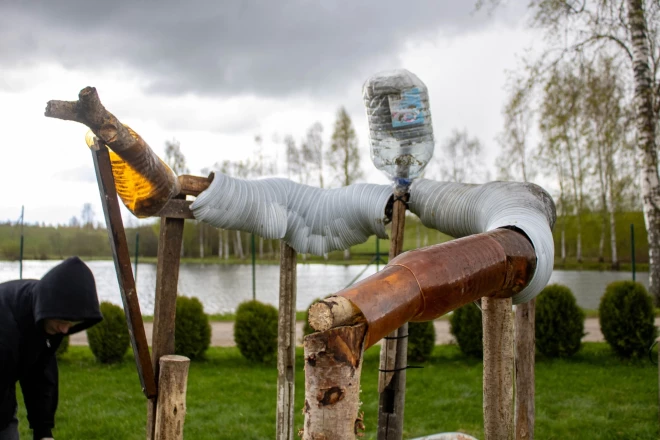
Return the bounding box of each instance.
[0,260,648,314]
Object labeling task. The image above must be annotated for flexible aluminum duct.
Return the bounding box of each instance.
[190,173,393,256]
[408,179,556,304]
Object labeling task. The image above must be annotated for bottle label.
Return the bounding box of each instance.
[388,87,424,128]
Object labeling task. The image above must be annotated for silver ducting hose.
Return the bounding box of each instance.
[190,173,393,256]
[408,179,556,304]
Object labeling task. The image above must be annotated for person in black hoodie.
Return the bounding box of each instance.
[0,257,103,440]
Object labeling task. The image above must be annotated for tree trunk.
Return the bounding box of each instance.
[515,300,535,440]
[223,230,229,260]
[343,248,350,260]
[154,355,190,440]
[218,230,223,259]
[234,230,244,259]
[302,324,368,440]
[276,242,297,440]
[561,228,566,265]
[483,297,514,440]
[259,237,264,260]
[608,183,619,269]
[626,0,660,304]
[198,222,204,259]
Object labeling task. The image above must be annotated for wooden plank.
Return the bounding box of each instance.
[91,142,157,398]
[154,355,190,440]
[515,300,536,440]
[377,194,408,440]
[483,296,514,440]
[177,173,213,197]
[147,214,185,440]
[276,242,298,440]
[157,199,196,219]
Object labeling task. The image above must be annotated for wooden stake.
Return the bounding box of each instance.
[377,193,408,440]
[303,324,368,440]
[147,215,185,440]
[154,355,190,440]
[276,242,297,440]
[483,297,514,440]
[91,142,156,399]
[515,300,535,440]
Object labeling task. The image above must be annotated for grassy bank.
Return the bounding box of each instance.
[15,343,658,439]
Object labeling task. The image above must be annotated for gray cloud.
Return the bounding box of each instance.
[0,0,525,98]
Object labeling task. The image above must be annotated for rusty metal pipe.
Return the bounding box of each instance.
[334,228,536,349]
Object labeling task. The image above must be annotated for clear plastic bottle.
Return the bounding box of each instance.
[362,69,434,192]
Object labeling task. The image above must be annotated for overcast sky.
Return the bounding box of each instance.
[0,0,542,226]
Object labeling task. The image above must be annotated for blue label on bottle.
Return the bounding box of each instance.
[389,87,424,128]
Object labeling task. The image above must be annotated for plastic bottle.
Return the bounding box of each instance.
[362,69,434,193]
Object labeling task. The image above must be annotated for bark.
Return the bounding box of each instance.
[45,87,179,217]
[276,243,297,440]
[515,300,535,440]
[483,297,514,440]
[302,324,367,440]
[626,0,660,304]
[154,355,190,440]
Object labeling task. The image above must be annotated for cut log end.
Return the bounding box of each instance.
[308,296,364,333]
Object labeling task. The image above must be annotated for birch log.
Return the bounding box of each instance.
[154,355,190,440]
[303,324,368,440]
[483,297,514,440]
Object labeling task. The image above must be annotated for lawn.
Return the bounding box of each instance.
[16,343,658,439]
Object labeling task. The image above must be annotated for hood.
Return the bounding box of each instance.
[33,257,103,335]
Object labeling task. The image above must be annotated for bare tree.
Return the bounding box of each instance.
[302,122,325,188]
[81,203,95,229]
[164,139,190,175]
[436,129,485,183]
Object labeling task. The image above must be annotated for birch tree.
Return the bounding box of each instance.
[437,128,486,183]
[302,122,325,188]
[483,0,660,303]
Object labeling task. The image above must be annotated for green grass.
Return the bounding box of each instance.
[15,343,658,439]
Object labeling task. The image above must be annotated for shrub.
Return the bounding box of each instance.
[56,335,69,357]
[536,284,584,357]
[450,303,483,358]
[87,302,130,364]
[234,300,278,363]
[175,296,212,360]
[407,320,436,362]
[599,281,657,359]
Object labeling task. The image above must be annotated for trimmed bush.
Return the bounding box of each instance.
[407,320,436,362]
[234,300,278,363]
[56,335,69,357]
[175,296,212,360]
[450,303,483,358]
[536,284,585,357]
[599,281,657,358]
[87,302,130,364]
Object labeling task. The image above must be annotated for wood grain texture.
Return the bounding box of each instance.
[515,299,535,440]
[154,355,190,440]
[91,143,156,398]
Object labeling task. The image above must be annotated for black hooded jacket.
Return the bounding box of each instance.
[0,257,102,439]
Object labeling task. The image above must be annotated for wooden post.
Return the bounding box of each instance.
[91,142,157,398]
[276,242,297,440]
[147,215,185,440]
[377,193,408,440]
[483,297,514,440]
[154,355,190,440]
[515,300,535,440]
[303,324,368,440]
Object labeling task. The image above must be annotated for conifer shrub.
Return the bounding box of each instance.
[56,335,69,357]
[234,300,278,363]
[599,281,657,358]
[175,296,212,360]
[449,303,483,358]
[87,302,129,364]
[535,284,584,357]
[407,320,436,362]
